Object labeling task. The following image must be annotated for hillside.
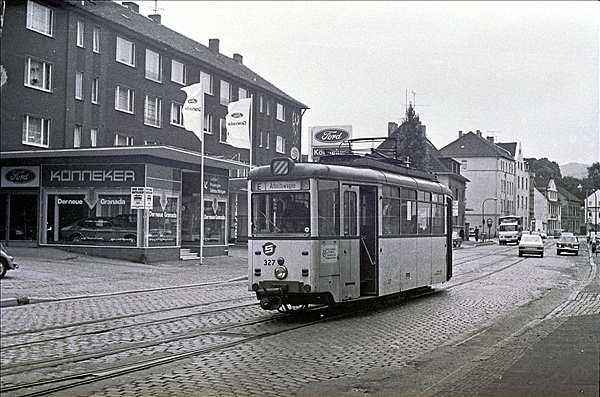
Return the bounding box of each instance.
[560,163,589,179]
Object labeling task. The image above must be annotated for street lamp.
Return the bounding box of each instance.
[482,197,497,242]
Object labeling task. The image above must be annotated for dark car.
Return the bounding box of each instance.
[60,217,136,244]
[556,235,579,256]
[1,244,19,278]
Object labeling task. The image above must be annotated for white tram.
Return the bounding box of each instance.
[248,154,453,311]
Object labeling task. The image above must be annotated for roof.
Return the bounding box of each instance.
[438,131,514,160]
[496,142,517,157]
[375,128,470,183]
[64,0,308,109]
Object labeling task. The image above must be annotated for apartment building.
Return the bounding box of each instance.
[0,0,308,261]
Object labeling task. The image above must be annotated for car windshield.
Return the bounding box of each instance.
[499,224,518,232]
[521,235,541,243]
[559,236,578,243]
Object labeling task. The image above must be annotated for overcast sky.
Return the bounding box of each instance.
[131,1,598,166]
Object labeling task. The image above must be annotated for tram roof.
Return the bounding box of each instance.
[250,157,451,195]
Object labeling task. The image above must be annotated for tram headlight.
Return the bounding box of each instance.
[274,265,288,280]
[277,257,285,265]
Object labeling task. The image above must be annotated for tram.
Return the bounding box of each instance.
[248,148,453,311]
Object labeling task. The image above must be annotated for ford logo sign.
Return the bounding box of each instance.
[314,128,350,143]
[231,112,243,118]
[187,98,198,104]
[5,168,37,183]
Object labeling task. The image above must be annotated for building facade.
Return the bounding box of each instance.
[439,130,530,237]
[0,0,307,260]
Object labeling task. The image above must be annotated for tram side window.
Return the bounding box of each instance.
[382,186,400,235]
[344,190,357,236]
[431,194,445,234]
[318,180,339,236]
[401,189,417,234]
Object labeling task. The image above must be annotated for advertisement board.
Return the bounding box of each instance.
[309,125,352,161]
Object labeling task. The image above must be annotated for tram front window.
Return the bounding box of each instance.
[252,192,310,235]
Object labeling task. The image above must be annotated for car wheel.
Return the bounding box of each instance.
[71,235,82,242]
[0,259,7,278]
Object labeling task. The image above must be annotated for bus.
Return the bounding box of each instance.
[248,154,453,311]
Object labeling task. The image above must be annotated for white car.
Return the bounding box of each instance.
[518,234,544,258]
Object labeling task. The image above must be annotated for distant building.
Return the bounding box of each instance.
[536,179,561,234]
[438,130,530,237]
[556,184,582,234]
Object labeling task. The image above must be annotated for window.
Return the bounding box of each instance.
[259,129,264,148]
[265,131,270,149]
[461,159,467,171]
[145,49,162,82]
[382,186,400,235]
[266,99,271,116]
[26,0,53,36]
[115,134,134,146]
[276,103,285,121]
[204,113,213,134]
[401,189,417,234]
[170,103,183,126]
[144,95,162,127]
[276,135,286,153]
[76,20,85,47]
[200,72,213,95]
[74,124,82,147]
[318,180,339,236]
[25,57,52,91]
[220,118,227,142]
[171,60,186,85]
[92,26,100,53]
[75,71,83,100]
[116,36,135,66]
[22,115,50,147]
[220,80,231,105]
[259,95,264,113]
[91,77,99,104]
[115,86,134,113]
[239,87,248,100]
[90,128,97,147]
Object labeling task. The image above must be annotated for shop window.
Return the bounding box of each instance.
[8,194,38,240]
[204,197,226,245]
[149,195,178,246]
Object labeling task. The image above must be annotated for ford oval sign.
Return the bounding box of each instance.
[5,168,37,184]
[231,112,243,118]
[314,128,350,143]
[187,98,198,104]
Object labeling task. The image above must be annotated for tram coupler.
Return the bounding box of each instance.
[256,287,287,310]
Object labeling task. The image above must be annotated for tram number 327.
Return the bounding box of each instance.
[263,259,277,266]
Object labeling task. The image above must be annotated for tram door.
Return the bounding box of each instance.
[359,186,378,295]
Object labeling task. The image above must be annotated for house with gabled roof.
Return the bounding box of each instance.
[439,130,531,237]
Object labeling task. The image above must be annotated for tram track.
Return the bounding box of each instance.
[0,242,562,396]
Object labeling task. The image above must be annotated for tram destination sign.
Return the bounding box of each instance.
[253,181,304,191]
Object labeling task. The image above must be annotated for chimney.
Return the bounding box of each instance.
[122,2,139,13]
[388,122,398,136]
[209,39,220,53]
[486,136,494,143]
[233,53,243,64]
[459,130,463,138]
[148,14,161,24]
[476,129,482,138]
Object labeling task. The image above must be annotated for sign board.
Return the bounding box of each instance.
[131,187,153,210]
[309,125,352,162]
[487,218,493,227]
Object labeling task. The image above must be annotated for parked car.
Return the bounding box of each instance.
[452,231,462,247]
[591,236,599,253]
[556,235,579,256]
[60,217,136,243]
[518,234,544,257]
[1,244,19,278]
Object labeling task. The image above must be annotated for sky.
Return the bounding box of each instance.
[129,1,598,166]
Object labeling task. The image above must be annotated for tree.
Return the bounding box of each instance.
[525,157,562,188]
[395,104,429,172]
[587,162,600,189]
